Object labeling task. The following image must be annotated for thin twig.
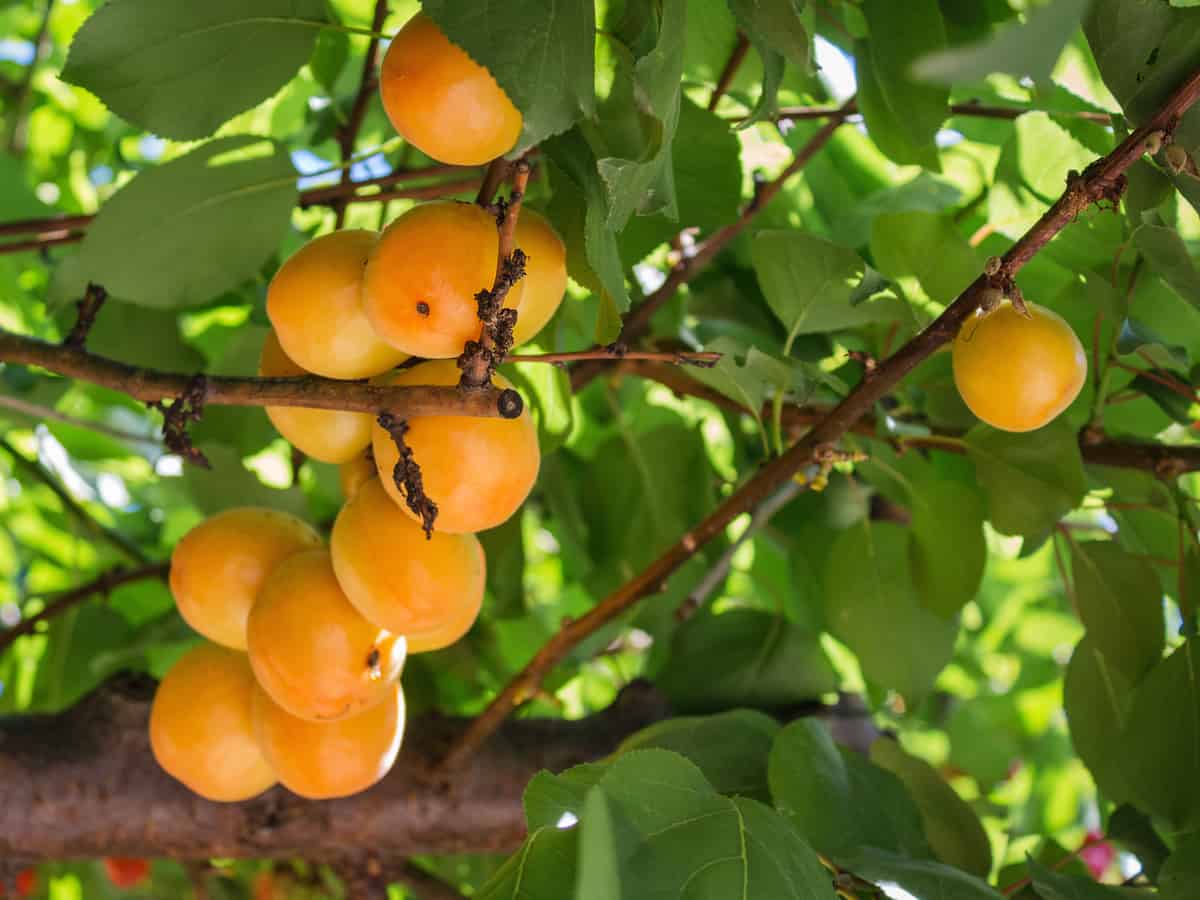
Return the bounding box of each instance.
[5,0,55,153]
[0,394,158,446]
[476,158,512,207]
[440,66,1200,771]
[507,348,721,367]
[0,437,152,565]
[708,33,751,112]
[570,97,857,391]
[770,100,1113,124]
[0,329,520,419]
[332,0,390,228]
[0,232,83,256]
[62,283,108,349]
[376,413,437,536]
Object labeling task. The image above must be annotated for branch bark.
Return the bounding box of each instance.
[441,66,1200,770]
[772,100,1113,124]
[0,329,520,419]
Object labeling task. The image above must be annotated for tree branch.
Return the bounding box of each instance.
[5,0,55,154]
[0,563,169,655]
[507,349,721,367]
[771,100,1113,124]
[441,66,1200,770]
[707,33,750,112]
[0,437,152,566]
[570,97,856,391]
[0,394,158,446]
[0,329,520,419]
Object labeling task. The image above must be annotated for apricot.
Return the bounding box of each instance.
[103,859,150,889]
[149,643,276,802]
[953,300,1087,432]
[170,507,321,650]
[363,201,522,359]
[379,12,522,166]
[511,210,568,346]
[259,330,373,464]
[246,548,406,721]
[253,682,404,800]
[339,448,377,502]
[331,477,486,652]
[266,229,405,380]
[371,360,539,533]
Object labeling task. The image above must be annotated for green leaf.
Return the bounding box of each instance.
[869,739,992,877]
[31,604,138,712]
[657,608,837,713]
[965,421,1087,538]
[422,0,596,152]
[768,719,931,858]
[543,130,631,337]
[476,826,580,900]
[1133,223,1200,309]
[870,211,982,305]
[837,848,1004,899]
[524,763,607,831]
[1069,542,1165,681]
[824,521,958,703]
[752,231,906,346]
[49,136,297,310]
[1029,858,1144,899]
[480,512,526,620]
[689,338,792,430]
[1063,636,1134,805]
[182,443,307,516]
[1160,833,1200,900]
[1118,639,1200,832]
[1105,805,1170,884]
[855,0,949,169]
[617,710,780,801]
[309,27,350,93]
[594,0,687,230]
[508,361,575,453]
[61,0,327,140]
[727,0,813,69]
[908,477,987,619]
[914,0,1092,85]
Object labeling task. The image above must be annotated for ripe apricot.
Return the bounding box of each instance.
[363,201,522,359]
[511,210,568,346]
[379,13,522,166]
[266,230,405,380]
[253,681,404,800]
[339,448,377,502]
[331,477,486,652]
[371,360,539,533]
[149,643,276,802]
[170,507,320,650]
[247,549,406,721]
[953,300,1087,432]
[103,859,150,889]
[259,330,373,464]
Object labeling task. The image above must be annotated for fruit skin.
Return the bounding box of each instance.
[103,858,150,889]
[339,449,377,502]
[511,210,568,347]
[952,300,1087,433]
[247,549,406,721]
[149,643,277,802]
[253,682,405,800]
[379,13,522,166]
[363,201,523,359]
[332,477,486,652]
[372,360,540,533]
[259,330,374,464]
[266,229,405,380]
[170,507,321,650]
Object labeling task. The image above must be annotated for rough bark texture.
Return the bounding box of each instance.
[0,675,670,862]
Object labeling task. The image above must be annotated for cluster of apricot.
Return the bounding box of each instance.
[150,13,564,804]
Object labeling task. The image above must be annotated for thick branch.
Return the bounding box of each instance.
[0,330,519,419]
[570,98,855,391]
[442,66,1200,770]
[0,563,169,655]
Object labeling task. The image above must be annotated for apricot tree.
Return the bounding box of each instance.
[2,0,1200,898]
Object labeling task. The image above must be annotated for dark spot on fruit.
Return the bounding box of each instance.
[366,647,381,672]
[416,301,430,316]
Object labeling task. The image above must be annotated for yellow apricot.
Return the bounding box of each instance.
[259,330,373,464]
[266,230,405,379]
[339,448,377,502]
[379,13,522,166]
[169,507,321,650]
[953,300,1087,432]
[371,360,539,533]
[149,643,276,802]
[246,549,406,721]
[331,477,486,652]
[363,201,523,359]
[511,210,568,347]
[253,682,404,800]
